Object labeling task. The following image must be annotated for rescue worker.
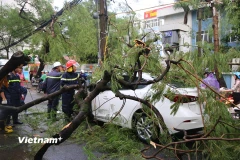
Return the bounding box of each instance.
[43,62,63,120]
[2,66,23,125]
[61,60,80,122]
[0,89,13,133]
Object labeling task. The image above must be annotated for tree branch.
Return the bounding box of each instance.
[0,85,79,120]
[0,0,83,51]
[18,1,36,24]
[34,70,112,159]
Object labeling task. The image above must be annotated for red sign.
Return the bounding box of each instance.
[144,9,157,19]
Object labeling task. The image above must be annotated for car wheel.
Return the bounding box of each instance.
[133,112,160,143]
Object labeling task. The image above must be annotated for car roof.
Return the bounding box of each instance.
[141,73,154,80]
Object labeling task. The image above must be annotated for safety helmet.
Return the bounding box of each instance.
[234,72,240,79]
[66,60,80,69]
[53,62,62,68]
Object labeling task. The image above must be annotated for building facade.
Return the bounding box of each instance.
[141,4,192,57]
[141,3,239,88]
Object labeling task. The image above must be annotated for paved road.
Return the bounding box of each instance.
[0,84,98,160]
[0,83,187,160]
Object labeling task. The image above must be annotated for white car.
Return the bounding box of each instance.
[91,73,204,142]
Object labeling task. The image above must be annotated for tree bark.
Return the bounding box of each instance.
[0,51,30,81]
[36,58,45,78]
[210,3,227,87]
[34,70,112,159]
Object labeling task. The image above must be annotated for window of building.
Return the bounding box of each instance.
[195,31,213,43]
[225,30,239,42]
[143,18,164,29]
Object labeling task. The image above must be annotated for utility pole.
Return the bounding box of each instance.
[210,1,219,52]
[197,8,203,57]
[99,0,108,65]
[208,0,226,87]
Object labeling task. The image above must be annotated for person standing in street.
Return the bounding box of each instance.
[61,60,80,122]
[222,72,240,105]
[40,71,47,82]
[0,89,13,133]
[43,62,63,121]
[200,68,220,92]
[17,67,27,106]
[29,71,33,81]
[2,66,23,125]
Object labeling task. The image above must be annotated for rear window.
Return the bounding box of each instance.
[168,83,185,88]
[120,75,148,90]
[168,81,194,88]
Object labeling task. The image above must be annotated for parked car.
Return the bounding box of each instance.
[91,73,204,142]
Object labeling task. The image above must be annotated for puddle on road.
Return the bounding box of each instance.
[0,133,33,160]
[0,120,44,160]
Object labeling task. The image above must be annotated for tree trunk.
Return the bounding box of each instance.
[211,3,227,87]
[0,51,30,81]
[99,0,108,63]
[184,10,189,24]
[36,58,45,78]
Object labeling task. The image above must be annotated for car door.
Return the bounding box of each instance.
[92,76,150,126]
[108,88,138,126]
[91,86,136,125]
[108,78,150,127]
[92,90,115,122]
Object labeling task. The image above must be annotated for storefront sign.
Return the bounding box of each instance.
[144,9,157,19]
[164,31,172,37]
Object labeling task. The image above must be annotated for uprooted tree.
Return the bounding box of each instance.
[1,43,240,160]
[0,0,240,160]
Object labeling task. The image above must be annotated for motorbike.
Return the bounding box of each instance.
[37,79,44,93]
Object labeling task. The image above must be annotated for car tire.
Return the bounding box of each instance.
[132,112,160,143]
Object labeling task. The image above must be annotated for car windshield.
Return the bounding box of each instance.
[105,75,149,90]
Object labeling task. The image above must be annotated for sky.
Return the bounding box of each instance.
[53,0,174,8]
[53,0,175,18]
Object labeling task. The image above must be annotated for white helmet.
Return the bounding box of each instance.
[53,62,62,68]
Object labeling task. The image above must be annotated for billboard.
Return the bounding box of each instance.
[144,9,157,19]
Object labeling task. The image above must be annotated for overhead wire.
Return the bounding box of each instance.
[0,0,83,51]
[0,0,199,51]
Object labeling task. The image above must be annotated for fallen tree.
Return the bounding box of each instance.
[1,48,240,160]
[0,51,30,82]
[0,1,239,158]
[34,58,177,159]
